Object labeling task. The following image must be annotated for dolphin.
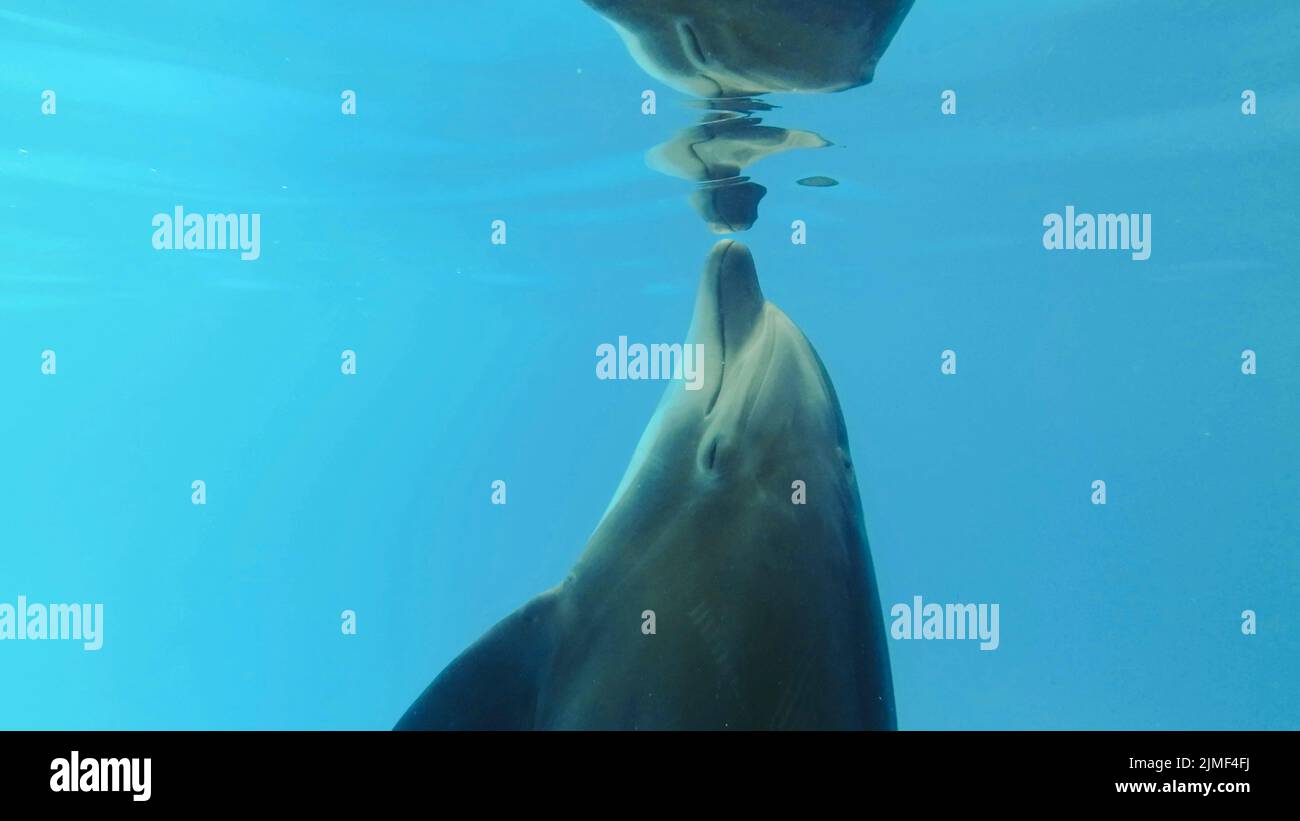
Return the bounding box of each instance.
[581,0,916,97]
[396,239,895,730]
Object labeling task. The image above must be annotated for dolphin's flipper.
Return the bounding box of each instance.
[394,591,560,730]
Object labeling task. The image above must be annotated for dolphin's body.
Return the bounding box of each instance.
[397,240,894,730]
[582,0,915,97]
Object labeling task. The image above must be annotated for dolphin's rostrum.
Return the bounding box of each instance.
[396,240,895,730]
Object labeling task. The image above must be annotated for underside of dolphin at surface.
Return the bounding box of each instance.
[581,0,916,97]
[396,240,895,730]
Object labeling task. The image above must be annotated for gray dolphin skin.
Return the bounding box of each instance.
[582,0,915,97]
[396,240,895,730]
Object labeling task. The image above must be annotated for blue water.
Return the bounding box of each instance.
[1,1,1296,729]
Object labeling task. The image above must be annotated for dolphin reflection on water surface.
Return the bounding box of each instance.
[584,0,915,232]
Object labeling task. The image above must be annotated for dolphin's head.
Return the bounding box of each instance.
[685,240,852,482]
[598,239,858,536]
[570,239,892,730]
[582,0,915,97]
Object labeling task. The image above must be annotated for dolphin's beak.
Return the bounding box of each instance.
[688,240,765,407]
